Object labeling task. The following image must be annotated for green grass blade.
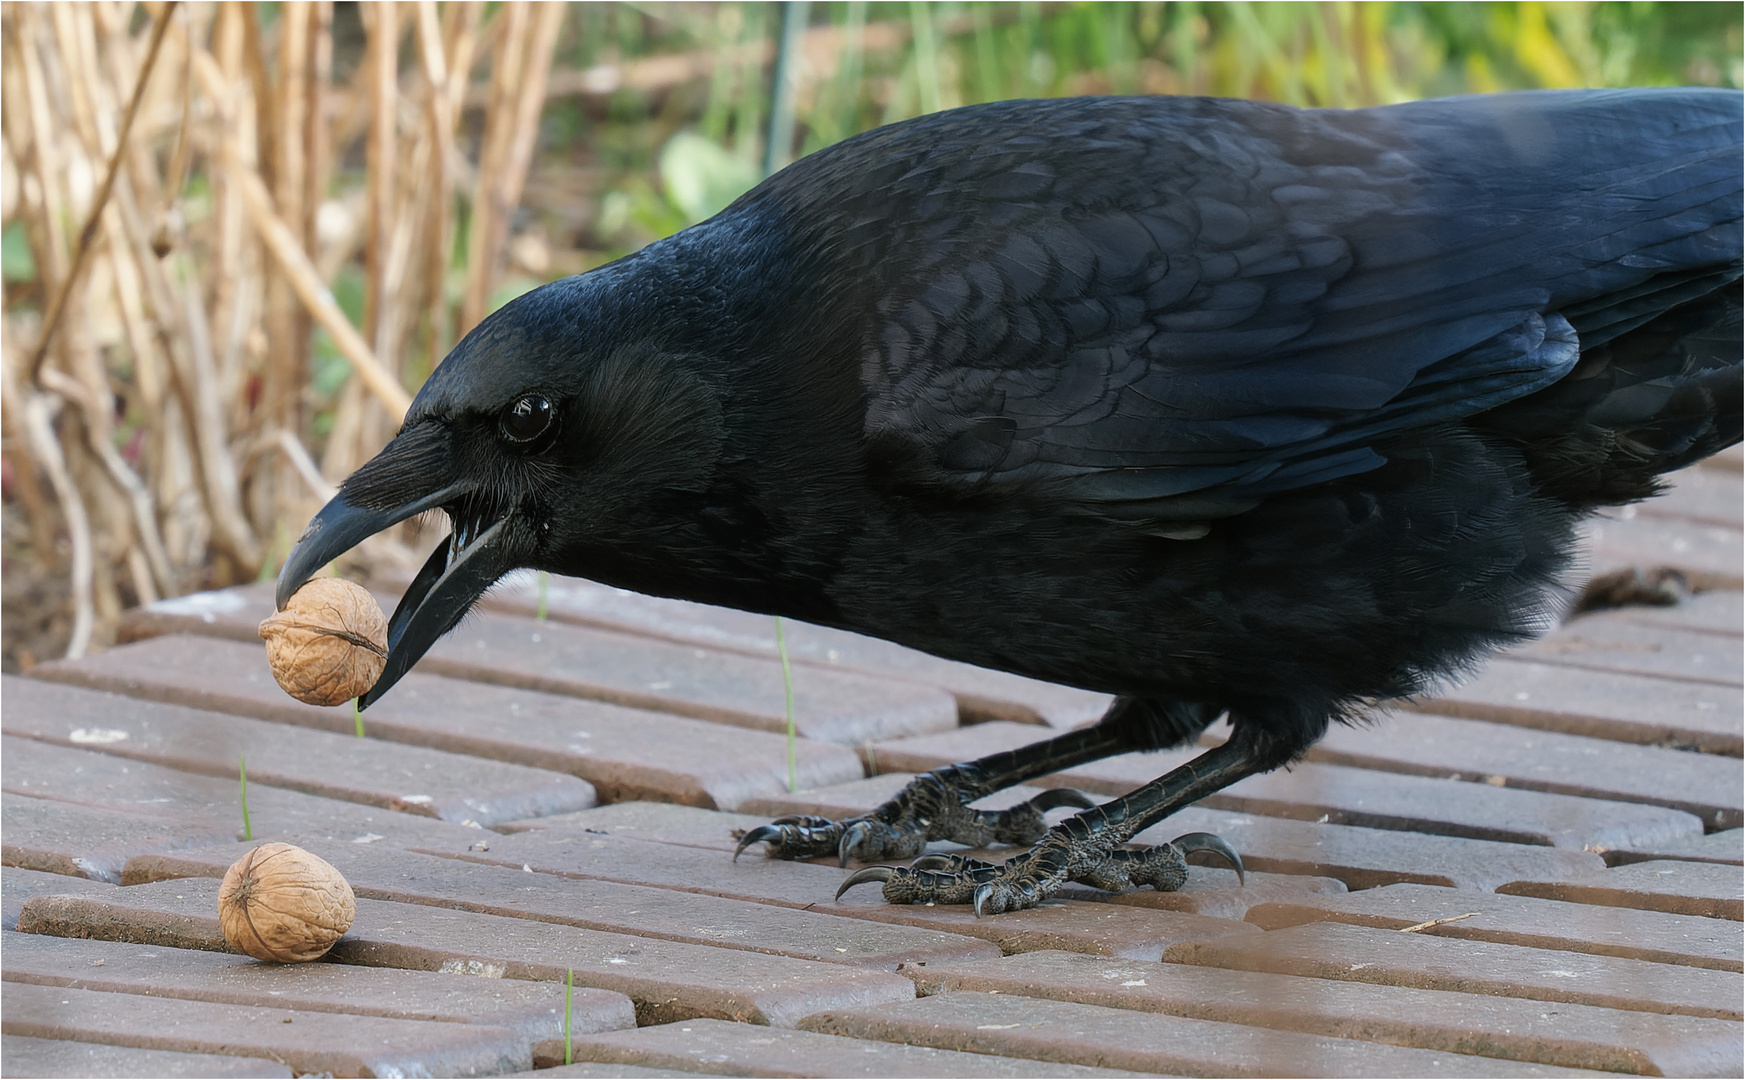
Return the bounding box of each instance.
[536,571,550,621]
[354,698,365,738]
[776,615,796,792]
[239,754,252,842]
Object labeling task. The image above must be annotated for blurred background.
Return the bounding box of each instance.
[3,0,1741,671]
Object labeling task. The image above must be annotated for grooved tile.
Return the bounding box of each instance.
[4,868,116,931]
[111,587,958,745]
[0,982,530,1076]
[1,930,635,1042]
[1245,882,1742,971]
[1309,711,1743,832]
[1636,463,1744,529]
[6,675,594,827]
[801,991,1619,1078]
[468,572,1116,730]
[1605,828,1743,867]
[2,795,235,884]
[1511,616,1742,686]
[1500,859,1744,920]
[1164,920,1742,1020]
[899,950,1743,1076]
[1403,660,1743,755]
[1582,514,1743,591]
[0,1034,293,1078]
[491,801,776,850]
[122,839,1003,972]
[1606,589,1743,638]
[863,724,1705,854]
[426,826,1259,960]
[16,879,917,1029]
[565,1017,1150,1077]
[33,634,864,812]
[1,735,480,849]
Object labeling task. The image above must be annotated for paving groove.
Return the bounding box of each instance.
[2,462,1740,1077]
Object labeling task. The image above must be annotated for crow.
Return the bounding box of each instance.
[278,88,1742,915]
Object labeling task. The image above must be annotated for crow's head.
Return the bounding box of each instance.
[275,258,737,707]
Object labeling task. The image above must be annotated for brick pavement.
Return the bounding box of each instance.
[4,467,1741,1077]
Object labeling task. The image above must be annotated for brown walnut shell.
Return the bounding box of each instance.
[259,578,388,706]
[217,842,356,963]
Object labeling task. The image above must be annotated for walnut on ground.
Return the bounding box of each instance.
[259,578,388,706]
[217,842,356,963]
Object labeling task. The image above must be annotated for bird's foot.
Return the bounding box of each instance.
[732,771,1096,865]
[835,830,1243,916]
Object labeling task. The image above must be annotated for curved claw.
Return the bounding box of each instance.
[1030,787,1098,812]
[973,882,994,919]
[835,865,895,900]
[839,820,876,867]
[733,824,784,862]
[1173,831,1245,886]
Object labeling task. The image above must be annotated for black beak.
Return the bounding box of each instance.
[275,439,526,707]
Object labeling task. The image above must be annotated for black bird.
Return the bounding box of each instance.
[278,88,1743,915]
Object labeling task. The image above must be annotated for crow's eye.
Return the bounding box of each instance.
[499,394,553,445]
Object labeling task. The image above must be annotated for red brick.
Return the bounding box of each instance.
[1500,859,1744,920]
[4,868,115,931]
[115,584,959,745]
[1606,828,1742,868]
[0,1034,293,1078]
[2,795,234,884]
[900,950,1744,1076]
[1246,881,1742,971]
[1408,658,1743,755]
[18,879,917,1029]
[0,981,531,1076]
[123,839,1002,972]
[7,675,595,827]
[1580,514,1743,591]
[33,637,865,812]
[1164,920,1742,1021]
[466,571,1115,730]
[564,1016,1149,1078]
[2,929,635,1043]
[1311,710,1743,832]
[3,734,487,850]
[801,990,1613,1078]
[1513,614,1741,687]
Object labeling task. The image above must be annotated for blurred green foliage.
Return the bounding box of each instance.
[536,1,1739,261]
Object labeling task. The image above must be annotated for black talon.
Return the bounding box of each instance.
[1173,831,1245,885]
[836,865,895,900]
[1030,787,1097,812]
[733,824,783,862]
[839,820,875,867]
[973,882,994,918]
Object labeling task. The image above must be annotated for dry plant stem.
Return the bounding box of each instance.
[26,0,177,386]
[19,393,95,659]
[194,50,413,420]
[460,0,528,336]
[365,0,398,359]
[177,259,264,570]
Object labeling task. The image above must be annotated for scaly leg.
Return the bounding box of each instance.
[735,696,1223,866]
[837,732,1266,915]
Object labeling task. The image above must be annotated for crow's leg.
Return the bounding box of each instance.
[735,697,1220,865]
[836,720,1294,914]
